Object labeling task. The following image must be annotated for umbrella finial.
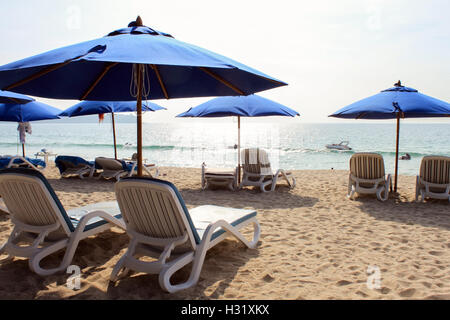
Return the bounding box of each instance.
[394,80,402,87]
[136,16,143,26]
[128,16,143,27]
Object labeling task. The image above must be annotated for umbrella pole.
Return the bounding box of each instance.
[394,113,400,193]
[136,64,143,176]
[22,144,25,157]
[237,116,241,184]
[112,112,118,160]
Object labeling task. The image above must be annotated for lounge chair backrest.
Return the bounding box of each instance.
[95,157,125,171]
[114,178,200,248]
[419,156,450,184]
[241,148,272,176]
[350,153,385,179]
[0,168,74,236]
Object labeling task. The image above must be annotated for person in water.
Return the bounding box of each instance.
[400,153,411,160]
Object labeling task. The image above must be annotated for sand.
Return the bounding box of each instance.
[0,163,449,300]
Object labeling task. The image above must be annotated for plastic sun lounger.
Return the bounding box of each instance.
[0,168,125,276]
[95,157,135,181]
[0,155,46,171]
[415,155,450,202]
[110,177,260,293]
[95,157,158,181]
[55,155,96,179]
[201,163,237,191]
[348,152,392,202]
[240,148,296,192]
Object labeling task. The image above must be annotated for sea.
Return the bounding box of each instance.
[0,121,449,176]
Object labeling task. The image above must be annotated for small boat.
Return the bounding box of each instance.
[326,141,352,151]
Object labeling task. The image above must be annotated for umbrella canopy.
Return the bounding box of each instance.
[330,84,450,119]
[177,94,299,118]
[59,100,166,159]
[0,90,34,104]
[59,100,165,117]
[0,101,61,122]
[0,100,61,156]
[177,95,299,182]
[0,17,287,175]
[329,81,450,192]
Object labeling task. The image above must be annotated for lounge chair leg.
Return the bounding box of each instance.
[110,254,129,282]
[159,219,260,293]
[348,186,356,200]
[376,187,388,202]
[0,243,14,264]
[28,239,70,276]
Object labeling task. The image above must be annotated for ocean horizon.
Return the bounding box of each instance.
[1,121,448,176]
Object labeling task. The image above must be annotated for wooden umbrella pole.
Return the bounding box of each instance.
[111,112,118,160]
[22,144,25,157]
[237,116,241,184]
[136,64,144,176]
[394,113,400,193]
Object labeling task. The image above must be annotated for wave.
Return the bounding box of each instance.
[0,142,177,151]
[1,141,448,158]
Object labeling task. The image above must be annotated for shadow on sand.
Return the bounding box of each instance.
[355,193,450,231]
[179,185,319,210]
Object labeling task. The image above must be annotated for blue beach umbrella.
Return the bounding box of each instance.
[0,100,61,156]
[0,90,34,104]
[0,17,287,175]
[329,81,450,192]
[177,94,300,180]
[60,100,166,159]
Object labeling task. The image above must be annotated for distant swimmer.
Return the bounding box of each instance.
[399,153,411,160]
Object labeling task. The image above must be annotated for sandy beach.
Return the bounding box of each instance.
[0,163,448,300]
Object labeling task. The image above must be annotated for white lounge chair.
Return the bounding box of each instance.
[201,163,237,191]
[348,153,391,201]
[416,156,450,202]
[110,177,260,293]
[0,168,125,276]
[55,155,95,179]
[240,148,296,192]
[95,157,135,181]
[130,153,159,178]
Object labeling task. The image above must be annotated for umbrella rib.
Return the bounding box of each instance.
[8,98,21,104]
[199,67,245,95]
[3,55,86,91]
[151,65,169,99]
[80,62,118,100]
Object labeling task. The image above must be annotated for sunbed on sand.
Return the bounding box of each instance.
[416,155,450,202]
[0,155,46,171]
[240,148,295,192]
[55,155,95,179]
[348,152,391,201]
[0,168,125,276]
[110,177,260,293]
[201,163,237,191]
[95,157,136,181]
[95,156,158,181]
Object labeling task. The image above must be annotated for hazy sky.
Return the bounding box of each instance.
[0,0,449,123]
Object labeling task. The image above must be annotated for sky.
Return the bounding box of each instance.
[0,0,449,123]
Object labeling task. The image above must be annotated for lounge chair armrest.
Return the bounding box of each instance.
[419,178,450,192]
[200,219,259,250]
[73,210,126,235]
